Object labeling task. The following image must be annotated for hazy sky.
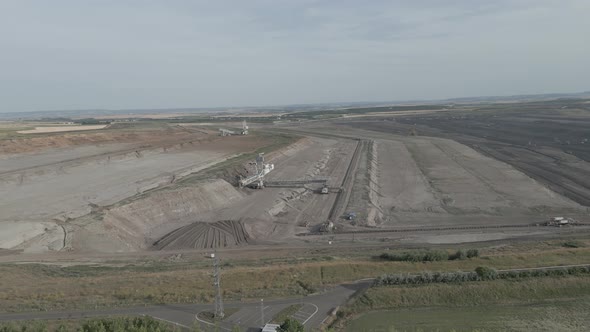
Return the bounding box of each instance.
[1,0,589,112]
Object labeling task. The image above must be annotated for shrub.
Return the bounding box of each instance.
[423,250,449,262]
[278,318,304,332]
[531,269,549,277]
[378,250,449,262]
[381,248,479,262]
[562,241,583,248]
[568,266,587,275]
[374,265,590,287]
[466,249,479,258]
[475,266,498,280]
[296,280,316,294]
[449,250,467,260]
[79,316,172,332]
[374,271,478,286]
[551,268,568,276]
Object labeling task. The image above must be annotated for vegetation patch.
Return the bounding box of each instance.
[330,264,590,331]
[374,265,590,286]
[271,304,304,324]
[345,298,590,332]
[377,250,449,262]
[563,240,584,248]
[377,248,479,263]
[2,242,590,312]
[277,318,304,332]
[333,276,590,331]
[196,307,239,323]
[0,316,176,332]
[296,280,317,294]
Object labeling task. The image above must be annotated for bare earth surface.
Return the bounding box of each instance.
[0,127,266,252]
[17,125,107,134]
[1,114,588,258]
[281,124,587,240]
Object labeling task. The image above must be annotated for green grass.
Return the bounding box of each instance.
[2,240,590,312]
[345,298,590,332]
[339,276,590,331]
[356,276,590,309]
[0,127,32,139]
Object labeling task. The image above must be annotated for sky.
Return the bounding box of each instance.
[0,0,589,113]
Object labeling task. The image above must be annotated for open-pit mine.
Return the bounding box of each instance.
[1,101,589,259]
[1,100,590,332]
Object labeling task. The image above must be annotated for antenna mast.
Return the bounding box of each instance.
[213,253,224,318]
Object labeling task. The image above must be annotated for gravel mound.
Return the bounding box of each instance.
[152,220,250,250]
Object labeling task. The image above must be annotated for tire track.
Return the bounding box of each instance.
[328,139,364,221]
[152,220,250,250]
[298,223,590,236]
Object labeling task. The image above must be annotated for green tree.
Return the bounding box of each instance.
[277,318,304,332]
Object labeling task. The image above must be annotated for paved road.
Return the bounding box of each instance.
[0,281,371,331]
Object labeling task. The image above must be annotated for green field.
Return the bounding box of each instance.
[346,298,590,332]
[341,276,590,332]
[2,240,590,312]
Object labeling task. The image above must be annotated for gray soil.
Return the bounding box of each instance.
[2,103,589,257]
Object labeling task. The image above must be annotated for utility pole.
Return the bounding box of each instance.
[260,299,264,326]
[213,252,224,319]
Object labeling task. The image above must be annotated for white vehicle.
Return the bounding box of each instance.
[547,217,575,226]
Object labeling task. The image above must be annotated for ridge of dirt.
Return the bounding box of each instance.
[366,140,383,226]
[152,220,250,250]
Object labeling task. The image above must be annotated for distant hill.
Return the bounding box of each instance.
[441,91,590,104]
[1,91,588,120]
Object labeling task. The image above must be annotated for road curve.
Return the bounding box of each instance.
[0,281,371,331]
[1,264,588,330]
